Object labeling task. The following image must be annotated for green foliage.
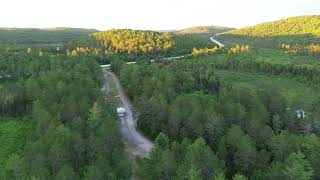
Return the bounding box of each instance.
[68,29,223,61]
[0,119,33,175]
[218,126,257,177]
[93,29,174,54]
[0,27,97,44]
[83,166,104,180]
[0,54,131,179]
[176,26,234,35]
[191,45,250,57]
[119,63,222,141]
[56,165,79,180]
[154,132,170,150]
[213,172,227,180]
[225,16,320,37]
[88,102,103,131]
[169,34,218,55]
[232,174,248,180]
[177,138,223,179]
[281,43,320,56]
[119,59,319,179]
[212,58,320,83]
[283,152,314,180]
[302,134,320,179]
[5,154,25,179]
[217,16,320,48]
[214,69,319,116]
[263,162,288,180]
[3,16,320,179]
[192,47,221,57]
[227,45,250,54]
[270,131,304,161]
[138,133,175,179]
[139,135,223,180]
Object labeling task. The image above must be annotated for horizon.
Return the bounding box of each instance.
[1,0,319,31]
[0,14,318,31]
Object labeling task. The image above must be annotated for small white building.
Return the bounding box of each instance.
[117,107,126,117]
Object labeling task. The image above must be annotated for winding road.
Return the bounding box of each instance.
[210,36,225,47]
[103,72,153,156]
[101,36,224,157]
[100,36,224,68]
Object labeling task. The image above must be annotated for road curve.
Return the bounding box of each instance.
[100,55,187,68]
[100,36,223,68]
[210,37,225,47]
[104,72,153,156]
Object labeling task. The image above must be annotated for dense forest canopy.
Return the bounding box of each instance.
[222,16,320,37]
[0,28,97,44]
[216,16,320,47]
[1,14,320,180]
[115,60,320,180]
[92,29,174,54]
[0,53,131,179]
[66,29,222,62]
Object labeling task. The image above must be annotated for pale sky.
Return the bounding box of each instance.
[1,0,319,30]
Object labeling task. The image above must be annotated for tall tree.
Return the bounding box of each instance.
[302,134,320,179]
[283,152,314,180]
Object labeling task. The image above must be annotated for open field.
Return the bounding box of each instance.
[215,69,319,112]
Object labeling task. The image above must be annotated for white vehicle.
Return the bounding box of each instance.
[117,107,126,117]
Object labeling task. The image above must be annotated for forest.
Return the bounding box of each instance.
[115,60,320,180]
[1,14,320,180]
[280,43,320,56]
[216,16,320,48]
[0,28,97,44]
[0,52,131,179]
[66,29,175,61]
[223,16,320,37]
[176,26,234,35]
[65,29,221,63]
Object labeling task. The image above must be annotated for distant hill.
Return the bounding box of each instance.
[216,16,320,47]
[68,28,220,58]
[67,29,175,58]
[176,26,234,35]
[0,28,98,44]
[156,30,177,33]
[223,15,320,37]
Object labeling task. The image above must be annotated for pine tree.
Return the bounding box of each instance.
[283,152,314,180]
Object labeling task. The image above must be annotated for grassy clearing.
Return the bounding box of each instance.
[0,119,33,175]
[247,48,320,66]
[215,69,319,112]
[195,48,320,67]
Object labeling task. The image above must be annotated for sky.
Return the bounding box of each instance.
[1,0,319,30]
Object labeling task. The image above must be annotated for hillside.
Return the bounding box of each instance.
[2,19,320,180]
[176,26,234,35]
[216,16,320,47]
[0,27,97,44]
[92,29,174,54]
[67,29,220,59]
[224,16,320,37]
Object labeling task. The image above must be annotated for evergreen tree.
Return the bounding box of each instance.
[283,152,314,180]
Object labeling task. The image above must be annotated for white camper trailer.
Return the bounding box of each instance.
[117,107,126,117]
